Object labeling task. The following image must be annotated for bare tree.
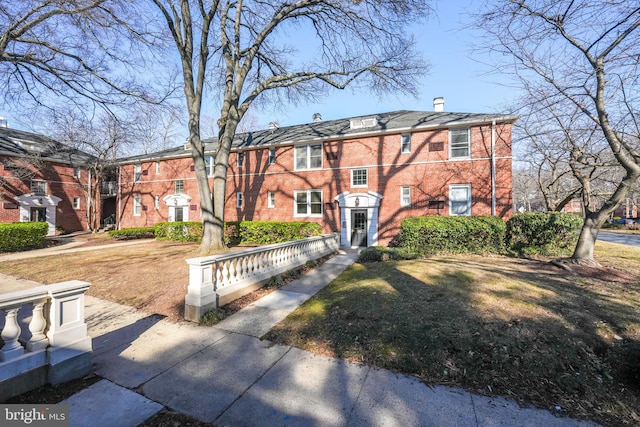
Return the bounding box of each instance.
[0,0,170,114]
[148,0,433,254]
[476,0,640,264]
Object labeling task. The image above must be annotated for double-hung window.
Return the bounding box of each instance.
[236,192,243,208]
[351,169,368,187]
[268,191,275,208]
[133,196,141,216]
[175,180,184,194]
[73,167,81,178]
[400,186,411,207]
[30,180,46,195]
[401,134,411,153]
[450,184,471,216]
[294,190,322,217]
[73,197,81,209]
[268,148,276,165]
[205,156,214,176]
[237,152,244,168]
[295,144,322,170]
[134,164,142,182]
[450,128,470,159]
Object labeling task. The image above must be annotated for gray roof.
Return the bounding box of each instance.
[0,126,96,165]
[119,110,519,163]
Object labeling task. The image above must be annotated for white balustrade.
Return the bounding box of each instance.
[185,233,339,322]
[0,281,93,401]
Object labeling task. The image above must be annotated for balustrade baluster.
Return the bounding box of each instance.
[26,299,49,351]
[0,306,25,362]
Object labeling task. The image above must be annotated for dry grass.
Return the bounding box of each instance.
[264,241,640,427]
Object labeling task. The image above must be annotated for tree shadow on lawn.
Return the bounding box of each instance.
[264,257,640,426]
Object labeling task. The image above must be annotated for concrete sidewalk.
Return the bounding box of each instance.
[54,250,601,427]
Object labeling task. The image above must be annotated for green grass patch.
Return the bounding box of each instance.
[265,244,640,426]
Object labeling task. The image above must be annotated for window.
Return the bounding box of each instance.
[351,169,368,187]
[450,128,470,159]
[175,180,184,194]
[155,161,160,174]
[134,164,142,182]
[236,192,243,209]
[237,152,244,168]
[30,180,46,195]
[133,196,141,216]
[175,207,184,222]
[73,167,81,178]
[295,144,322,170]
[268,148,276,165]
[450,184,471,216]
[268,191,275,208]
[401,134,411,153]
[155,195,160,210]
[295,190,322,216]
[205,156,214,176]
[400,186,411,207]
[73,197,81,209]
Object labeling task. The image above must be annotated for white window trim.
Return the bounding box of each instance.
[205,156,214,176]
[175,180,184,194]
[401,134,411,153]
[400,186,411,207]
[155,161,160,174]
[268,148,276,165]
[73,197,81,209]
[133,196,141,216]
[30,180,46,195]
[294,190,323,217]
[236,192,243,209]
[73,167,81,178]
[351,169,368,188]
[237,152,244,168]
[134,164,142,182]
[294,144,323,171]
[155,195,160,210]
[449,128,471,160]
[268,191,275,208]
[449,184,472,216]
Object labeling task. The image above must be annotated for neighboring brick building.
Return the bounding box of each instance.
[0,126,96,235]
[118,109,518,247]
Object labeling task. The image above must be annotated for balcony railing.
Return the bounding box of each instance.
[101,181,117,196]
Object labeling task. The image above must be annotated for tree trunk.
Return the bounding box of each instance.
[571,215,600,263]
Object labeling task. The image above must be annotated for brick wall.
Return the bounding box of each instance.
[118,123,514,245]
[1,156,90,232]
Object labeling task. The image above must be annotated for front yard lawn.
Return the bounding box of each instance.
[264,241,640,427]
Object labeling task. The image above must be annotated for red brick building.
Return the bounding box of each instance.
[0,126,96,235]
[118,110,518,247]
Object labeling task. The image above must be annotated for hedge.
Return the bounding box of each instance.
[395,216,507,255]
[154,220,322,244]
[0,222,48,252]
[506,212,583,255]
[108,227,156,240]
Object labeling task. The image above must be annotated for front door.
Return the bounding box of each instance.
[30,207,47,222]
[351,209,368,247]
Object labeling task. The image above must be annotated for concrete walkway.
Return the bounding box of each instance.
[2,244,601,426]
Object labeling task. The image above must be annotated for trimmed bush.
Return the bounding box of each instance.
[396,216,507,256]
[238,221,322,244]
[0,222,48,252]
[506,212,583,255]
[153,220,322,245]
[358,246,419,262]
[108,227,156,240]
[154,221,202,242]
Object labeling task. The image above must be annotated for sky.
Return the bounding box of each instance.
[257,0,521,128]
[2,0,521,134]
